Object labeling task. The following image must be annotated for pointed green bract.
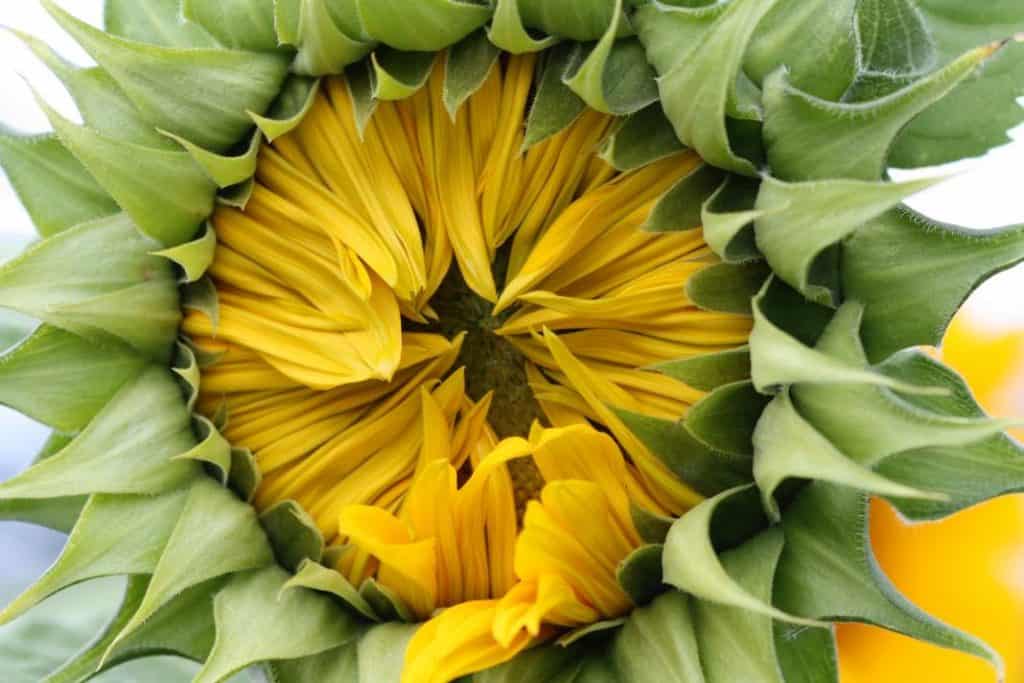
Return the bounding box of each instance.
[657,347,751,393]
[444,30,500,117]
[104,0,219,48]
[183,0,280,52]
[524,44,586,148]
[686,261,769,314]
[354,0,491,52]
[488,0,558,53]
[0,132,118,237]
[286,559,379,621]
[599,104,685,172]
[372,49,437,101]
[0,325,147,432]
[287,0,375,76]
[260,499,326,570]
[46,0,290,153]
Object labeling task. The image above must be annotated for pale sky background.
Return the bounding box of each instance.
[0,0,1023,580]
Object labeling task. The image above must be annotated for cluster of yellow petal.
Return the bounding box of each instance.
[184,52,755,683]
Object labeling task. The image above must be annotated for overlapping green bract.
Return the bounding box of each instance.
[0,1,1023,682]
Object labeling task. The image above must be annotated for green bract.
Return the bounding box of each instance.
[1,0,1023,681]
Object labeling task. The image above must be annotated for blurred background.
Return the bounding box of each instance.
[0,2,1022,682]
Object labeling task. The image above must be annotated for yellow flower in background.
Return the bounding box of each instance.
[839,311,1024,683]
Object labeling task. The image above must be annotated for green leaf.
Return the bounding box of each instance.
[45,0,291,153]
[251,76,321,142]
[174,416,233,484]
[842,207,1024,362]
[686,260,769,314]
[873,350,1024,520]
[762,44,996,180]
[371,49,437,101]
[0,325,147,432]
[488,0,558,53]
[289,0,375,76]
[773,621,839,683]
[753,174,941,305]
[153,221,218,283]
[564,0,658,115]
[891,3,1024,167]
[663,486,819,627]
[162,130,263,190]
[285,559,379,621]
[743,0,858,101]
[354,0,492,51]
[444,30,500,117]
[0,307,36,353]
[104,0,219,48]
[656,347,751,393]
[643,163,724,233]
[753,390,942,522]
[612,591,704,683]
[524,44,586,148]
[855,0,937,77]
[600,104,686,172]
[692,529,790,683]
[619,409,753,497]
[684,381,771,457]
[0,213,181,358]
[0,367,199,500]
[40,100,216,247]
[196,567,361,683]
[701,176,766,263]
[0,489,187,626]
[775,482,1002,674]
[0,132,118,237]
[637,0,778,175]
[108,478,274,656]
[183,0,281,52]
[260,500,326,570]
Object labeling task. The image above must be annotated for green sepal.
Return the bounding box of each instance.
[762,44,996,181]
[750,287,945,396]
[0,493,84,534]
[105,478,275,658]
[182,276,220,331]
[792,343,1022,469]
[354,622,418,683]
[45,0,291,154]
[371,49,437,101]
[171,340,200,414]
[174,416,233,484]
[686,261,769,315]
[599,104,685,172]
[260,499,326,570]
[284,559,379,621]
[753,390,943,522]
[162,130,263,190]
[557,619,626,648]
[517,0,627,43]
[476,637,596,683]
[228,447,263,504]
[524,44,586,148]
[630,504,673,545]
[0,213,181,359]
[194,566,362,683]
[104,0,219,48]
[608,591,702,683]
[265,641,359,683]
[443,30,500,118]
[684,380,771,457]
[345,62,378,135]
[39,101,216,247]
[217,177,256,210]
[0,307,36,353]
[890,5,1024,167]
[637,0,778,175]
[564,0,657,116]
[753,175,942,305]
[773,621,839,683]
[656,347,751,393]
[183,0,281,52]
[692,528,791,683]
[743,0,859,101]
[0,488,187,626]
[488,0,559,54]
[153,221,217,283]
[872,350,1024,520]
[354,0,491,52]
[287,0,375,77]
[842,207,1024,362]
[775,482,1002,675]
[251,76,321,143]
[701,176,767,263]
[43,576,222,683]
[0,325,147,432]
[0,131,118,238]
[616,544,664,606]
[359,578,415,623]
[643,163,724,233]
[663,486,821,627]
[0,367,198,500]
[618,409,752,497]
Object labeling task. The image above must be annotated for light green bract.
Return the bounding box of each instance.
[0,1,1023,681]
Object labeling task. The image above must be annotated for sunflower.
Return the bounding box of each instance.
[1,1,1024,681]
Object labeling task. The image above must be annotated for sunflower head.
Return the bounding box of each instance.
[1,1,1024,682]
